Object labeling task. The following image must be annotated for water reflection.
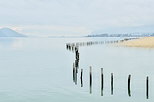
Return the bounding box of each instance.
[0,38,23,49]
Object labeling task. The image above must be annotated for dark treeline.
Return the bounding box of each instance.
[87,33,154,37]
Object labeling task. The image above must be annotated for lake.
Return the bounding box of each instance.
[0,37,153,102]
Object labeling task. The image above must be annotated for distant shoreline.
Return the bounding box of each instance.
[119,37,154,48]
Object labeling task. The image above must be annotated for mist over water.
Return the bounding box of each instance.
[0,37,153,102]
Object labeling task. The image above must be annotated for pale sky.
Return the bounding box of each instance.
[0,0,154,36]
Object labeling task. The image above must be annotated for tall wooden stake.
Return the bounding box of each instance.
[111,73,113,95]
[90,66,92,94]
[101,68,103,96]
[128,75,131,97]
[81,69,83,87]
[146,76,149,99]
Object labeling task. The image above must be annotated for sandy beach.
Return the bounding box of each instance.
[119,37,154,48]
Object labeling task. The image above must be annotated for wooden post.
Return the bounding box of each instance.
[101,68,104,96]
[74,63,77,85]
[75,59,79,73]
[90,66,92,94]
[146,76,149,99]
[111,73,113,95]
[73,63,75,83]
[128,75,131,97]
[81,69,83,87]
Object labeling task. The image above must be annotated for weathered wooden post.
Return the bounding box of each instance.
[75,59,79,73]
[90,66,92,94]
[73,63,75,83]
[146,76,149,99]
[74,72,77,85]
[80,69,83,87]
[74,62,77,85]
[101,68,103,96]
[111,73,113,95]
[128,75,131,97]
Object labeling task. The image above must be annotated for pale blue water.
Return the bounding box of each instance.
[0,37,153,102]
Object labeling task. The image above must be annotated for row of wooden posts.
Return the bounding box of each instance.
[66,40,117,52]
[72,44,80,85]
[76,67,149,99]
[66,38,134,52]
[67,40,149,99]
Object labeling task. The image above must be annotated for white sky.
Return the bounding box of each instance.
[0,0,154,36]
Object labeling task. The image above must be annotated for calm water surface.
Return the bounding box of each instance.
[0,37,153,102]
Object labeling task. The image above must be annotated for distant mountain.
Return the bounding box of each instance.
[0,28,26,37]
